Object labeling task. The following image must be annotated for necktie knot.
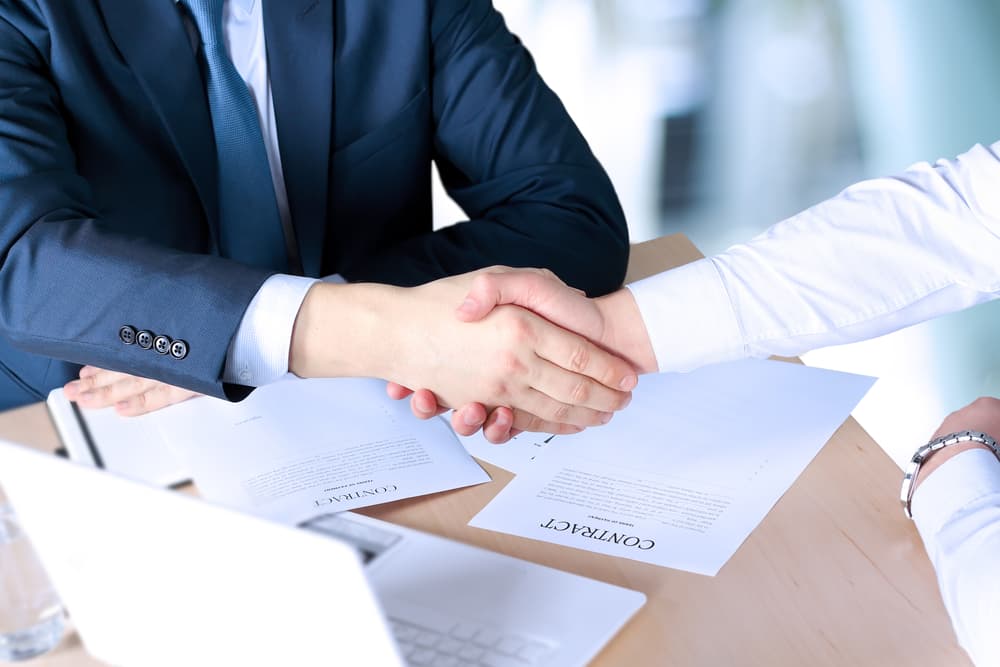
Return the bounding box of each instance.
[180,0,225,47]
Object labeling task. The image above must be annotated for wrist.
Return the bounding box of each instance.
[289,282,402,379]
[913,441,991,491]
[902,430,1000,518]
[595,290,658,374]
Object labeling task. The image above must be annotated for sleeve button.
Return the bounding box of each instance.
[136,330,153,349]
[153,335,171,355]
[170,340,189,360]
[119,325,137,345]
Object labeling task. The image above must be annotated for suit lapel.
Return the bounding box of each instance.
[263,0,334,278]
[96,0,220,251]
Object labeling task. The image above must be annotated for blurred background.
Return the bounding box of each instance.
[433,0,1000,467]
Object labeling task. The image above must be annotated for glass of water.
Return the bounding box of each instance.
[0,501,64,661]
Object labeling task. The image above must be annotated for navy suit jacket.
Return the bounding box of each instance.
[0,0,628,408]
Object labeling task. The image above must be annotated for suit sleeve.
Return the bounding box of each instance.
[351,0,629,296]
[0,11,271,398]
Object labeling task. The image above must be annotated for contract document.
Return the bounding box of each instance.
[470,360,874,575]
[457,430,555,475]
[163,376,490,524]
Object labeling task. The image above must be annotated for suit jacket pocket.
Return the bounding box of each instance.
[333,87,429,170]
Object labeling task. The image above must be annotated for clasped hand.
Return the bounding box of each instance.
[63,268,650,441]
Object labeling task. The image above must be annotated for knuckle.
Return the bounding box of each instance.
[499,351,525,376]
[471,273,495,294]
[504,315,533,343]
[523,415,544,432]
[568,345,591,372]
[539,268,558,281]
[489,379,510,400]
[569,380,591,405]
[550,402,572,423]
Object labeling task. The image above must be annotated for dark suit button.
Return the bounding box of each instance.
[119,325,137,345]
[170,340,189,360]
[136,330,153,349]
[153,335,171,355]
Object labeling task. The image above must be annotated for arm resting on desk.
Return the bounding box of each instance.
[912,398,1000,667]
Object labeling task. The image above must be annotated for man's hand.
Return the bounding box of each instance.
[63,366,200,416]
[387,267,657,443]
[457,268,657,372]
[290,271,638,434]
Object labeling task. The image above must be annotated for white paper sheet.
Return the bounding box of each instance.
[457,429,556,474]
[162,376,490,524]
[469,360,875,575]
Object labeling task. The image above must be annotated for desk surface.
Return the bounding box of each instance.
[2,234,970,667]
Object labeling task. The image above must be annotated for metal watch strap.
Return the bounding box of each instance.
[901,430,1000,519]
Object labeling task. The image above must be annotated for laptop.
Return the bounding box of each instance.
[0,440,645,667]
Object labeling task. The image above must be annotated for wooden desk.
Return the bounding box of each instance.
[3,234,970,667]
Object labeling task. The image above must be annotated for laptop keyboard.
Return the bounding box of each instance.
[389,615,557,667]
[306,514,559,665]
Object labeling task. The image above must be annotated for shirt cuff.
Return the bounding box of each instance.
[224,274,319,387]
[911,447,1000,542]
[626,258,745,372]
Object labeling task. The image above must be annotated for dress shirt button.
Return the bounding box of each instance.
[136,330,153,349]
[170,340,189,360]
[118,325,137,345]
[153,335,171,355]
[239,369,252,384]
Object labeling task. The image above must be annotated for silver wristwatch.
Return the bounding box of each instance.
[900,430,1000,519]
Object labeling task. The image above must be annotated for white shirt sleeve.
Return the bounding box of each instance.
[628,141,1000,372]
[911,448,1000,666]
[223,274,317,386]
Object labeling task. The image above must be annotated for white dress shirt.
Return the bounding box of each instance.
[209,0,317,387]
[628,140,1000,665]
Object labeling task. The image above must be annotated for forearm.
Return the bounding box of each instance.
[288,282,399,380]
[343,192,629,297]
[344,0,628,296]
[631,141,1000,372]
[0,15,271,398]
[0,219,271,398]
[911,447,1000,666]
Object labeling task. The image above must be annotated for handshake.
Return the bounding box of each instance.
[381,268,659,444]
[64,268,659,443]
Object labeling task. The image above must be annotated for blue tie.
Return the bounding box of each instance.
[181,0,288,271]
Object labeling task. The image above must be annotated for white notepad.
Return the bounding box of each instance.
[47,387,190,487]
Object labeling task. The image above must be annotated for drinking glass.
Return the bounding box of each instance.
[0,500,64,661]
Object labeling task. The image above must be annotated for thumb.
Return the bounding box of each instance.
[455,271,564,323]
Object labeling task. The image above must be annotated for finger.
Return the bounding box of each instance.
[509,386,615,429]
[481,407,515,443]
[456,270,574,323]
[115,384,198,417]
[534,325,638,394]
[64,367,137,400]
[72,375,160,409]
[409,389,447,419]
[450,403,489,436]
[386,382,414,400]
[508,408,582,437]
